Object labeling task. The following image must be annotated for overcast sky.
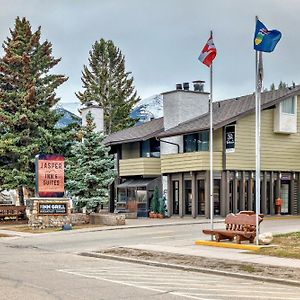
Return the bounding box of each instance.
[0,0,299,108]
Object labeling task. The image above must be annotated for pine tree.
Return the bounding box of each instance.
[0,17,68,204]
[76,38,140,134]
[65,112,116,211]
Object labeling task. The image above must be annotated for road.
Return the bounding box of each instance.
[0,218,300,299]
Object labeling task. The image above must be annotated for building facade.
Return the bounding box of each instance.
[105,83,300,217]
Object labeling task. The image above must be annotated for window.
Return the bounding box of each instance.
[140,138,160,157]
[184,131,209,152]
[281,97,295,114]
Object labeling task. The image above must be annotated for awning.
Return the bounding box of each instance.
[117,178,156,188]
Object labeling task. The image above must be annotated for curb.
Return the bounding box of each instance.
[80,252,300,287]
[195,240,261,251]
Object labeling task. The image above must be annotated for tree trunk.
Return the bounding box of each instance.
[18,185,25,206]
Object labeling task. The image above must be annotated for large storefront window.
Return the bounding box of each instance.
[214,179,220,215]
[185,180,192,214]
[198,180,205,215]
[184,131,209,152]
[140,138,160,158]
[173,181,179,214]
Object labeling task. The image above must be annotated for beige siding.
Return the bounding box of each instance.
[122,142,140,159]
[226,96,300,171]
[161,151,223,173]
[213,128,223,152]
[119,158,161,176]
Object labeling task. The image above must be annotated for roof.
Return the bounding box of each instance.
[117,178,156,188]
[158,85,300,138]
[104,117,164,146]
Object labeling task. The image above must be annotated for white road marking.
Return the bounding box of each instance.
[58,262,300,300]
[58,269,212,300]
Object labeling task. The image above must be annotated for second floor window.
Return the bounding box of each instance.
[281,97,295,114]
[184,131,209,152]
[140,138,160,158]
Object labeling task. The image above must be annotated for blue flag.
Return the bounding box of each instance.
[254,19,281,52]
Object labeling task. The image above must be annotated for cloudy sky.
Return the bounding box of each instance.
[0,0,298,111]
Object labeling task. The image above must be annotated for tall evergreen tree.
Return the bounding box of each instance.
[0,17,68,204]
[65,112,116,211]
[76,38,140,134]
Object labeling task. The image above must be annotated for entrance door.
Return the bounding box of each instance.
[281,181,290,214]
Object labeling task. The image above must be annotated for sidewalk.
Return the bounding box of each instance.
[125,243,300,269]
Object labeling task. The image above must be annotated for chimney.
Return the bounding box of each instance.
[80,101,104,133]
[176,83,183,90]
[193,80,205,92]
[183,82,189,91]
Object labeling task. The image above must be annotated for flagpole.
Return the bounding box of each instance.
[209,30,214,235]
[255,16,261,245]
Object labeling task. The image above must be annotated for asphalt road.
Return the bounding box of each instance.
[0,219,300,299]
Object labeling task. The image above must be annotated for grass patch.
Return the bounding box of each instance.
[256,232,300,259]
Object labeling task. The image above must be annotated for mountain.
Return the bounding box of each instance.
[56,94,164,127]
[54,107,81,128]
[130,94,163,124]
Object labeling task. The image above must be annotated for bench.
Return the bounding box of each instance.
[0,205,26,221]
[203,212,263,244]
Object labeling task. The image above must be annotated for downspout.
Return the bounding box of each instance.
[157,138,180,153]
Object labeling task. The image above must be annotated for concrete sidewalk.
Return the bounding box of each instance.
[124,243,300,269]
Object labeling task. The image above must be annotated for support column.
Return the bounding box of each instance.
[220,171,226,217]
[240,171,245,212]
[261,171,267,214]
[290,173,295,215]
[225,170,230,215]
[270,172,275,215]
[191,172,197,218]
[247,173,253,211]
[167,175,173,217]
[275,172,281,199]
[233,174,238,213]
[205,171,210,218]
[179,173,184,217]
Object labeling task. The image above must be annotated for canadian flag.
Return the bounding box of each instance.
[198,34,217,67]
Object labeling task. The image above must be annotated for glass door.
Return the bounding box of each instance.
[198,180,205,215]
[281,181,290,214]
[184,180,192,215]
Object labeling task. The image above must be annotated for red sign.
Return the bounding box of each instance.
[35,154,64,197]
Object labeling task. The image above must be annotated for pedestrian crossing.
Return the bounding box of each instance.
[59,261,300,300]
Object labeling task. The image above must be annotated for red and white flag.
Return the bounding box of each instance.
[198,34,217,67]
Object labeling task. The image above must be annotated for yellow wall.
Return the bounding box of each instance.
[122,142,140,159]
[161,151,223,173]
[119,158,161,176]
[213,128,223,152]
[226,96,300,171]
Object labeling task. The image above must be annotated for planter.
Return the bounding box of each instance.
[149,212,159,218]
[157,213,164,219]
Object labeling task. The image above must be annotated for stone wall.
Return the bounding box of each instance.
[28,198,71,229]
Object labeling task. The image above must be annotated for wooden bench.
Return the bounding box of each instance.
[203,213,263,244]
[0,205,26,221]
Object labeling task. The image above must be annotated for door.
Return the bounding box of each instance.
[198,180,205,215]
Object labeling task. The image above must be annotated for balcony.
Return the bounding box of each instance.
[119,158,161,177]
[161,151,223,174]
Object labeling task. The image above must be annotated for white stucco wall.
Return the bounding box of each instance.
[160,90,209,155]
